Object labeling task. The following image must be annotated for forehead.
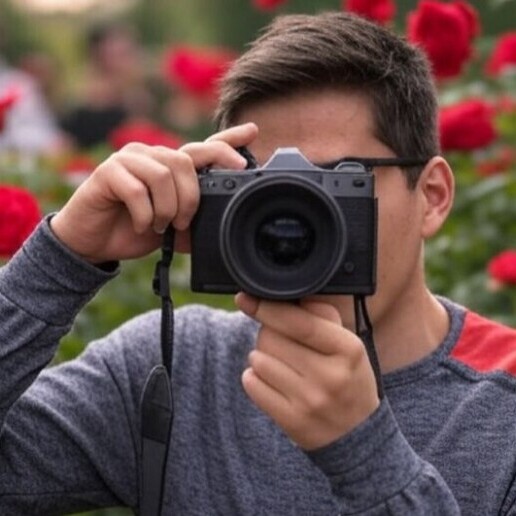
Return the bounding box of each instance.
[234,88,393,164]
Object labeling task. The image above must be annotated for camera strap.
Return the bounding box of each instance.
[354,295,384,399]
[140,225,175,516]
[138,226,383,515]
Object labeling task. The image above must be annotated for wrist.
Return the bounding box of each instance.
[49,213,114,268]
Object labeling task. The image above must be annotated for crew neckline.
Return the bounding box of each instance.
[382,297,466,388]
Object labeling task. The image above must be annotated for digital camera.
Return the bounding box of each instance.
[190,148,377,300]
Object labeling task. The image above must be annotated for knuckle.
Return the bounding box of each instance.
[121,141,147,153]
[153,145,175,154]
[297,318,318,343]
[178,141,202,154]
[345,335,367,369]
[208,139,229,152]
[92,159,111,176]
[303,388,330,415]
[153,163,172,182]
[324,362,351,396]
[126,182,148,201]
[173,150,195,171]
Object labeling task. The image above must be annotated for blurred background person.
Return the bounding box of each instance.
[60,22,155,150]
[0,32,66,156]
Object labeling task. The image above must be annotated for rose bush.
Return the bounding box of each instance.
[252,0,288,10]
[0,0,515,387]
[407,0,479,79]
[108,120,183,150]
[486,32,516,76]
[343,0,396,25]
[162,45,237,101]
[439,99,498,151]
[488,250,516,286]
[0,185,42,258]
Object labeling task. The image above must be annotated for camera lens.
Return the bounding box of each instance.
[220,173,347,300]
[256,214,314,267]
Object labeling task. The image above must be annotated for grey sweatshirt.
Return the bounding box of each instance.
[1,220,516,515]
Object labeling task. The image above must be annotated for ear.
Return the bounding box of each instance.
[418,156,455,239]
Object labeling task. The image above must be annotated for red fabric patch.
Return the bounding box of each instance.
[451,311,516,376]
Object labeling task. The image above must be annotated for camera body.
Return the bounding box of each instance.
[190,148,377,300]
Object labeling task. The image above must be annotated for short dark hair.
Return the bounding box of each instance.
[214,11,440,188]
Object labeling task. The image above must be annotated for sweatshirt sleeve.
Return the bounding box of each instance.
[0,217,145,514]
[0,217,117,418]
[306,398,460,515]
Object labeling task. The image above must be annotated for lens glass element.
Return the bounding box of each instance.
[256,214,314,267]
[220,173,346,299]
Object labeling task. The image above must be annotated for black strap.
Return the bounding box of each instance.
[354,295,384,399]
[140,226,176,516]
[140,365,173,515]
[152,227,175,377]
[138,227,381,515]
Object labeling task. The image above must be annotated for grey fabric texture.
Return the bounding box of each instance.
[0,219,515,514]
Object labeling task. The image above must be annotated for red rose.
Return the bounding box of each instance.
[495,95,516,115]
[343,0,396,25]
[108,121,183,151]
[163,46,237,100]
[407,0,480,80]
[252,0,288,10]
[0,87,20,132]
[486,32,516,76]
[439,99,497,151]
[62,155,97,175]
[477,147,516,177]
[0,185,42,259]
[488,250,516,286]
[60,155,98,187]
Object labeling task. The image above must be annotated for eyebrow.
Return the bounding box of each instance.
[317,156,431,171]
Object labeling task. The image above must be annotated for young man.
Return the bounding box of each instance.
[1,11,515,515]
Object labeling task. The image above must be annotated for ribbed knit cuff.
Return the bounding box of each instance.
[306,398,422,512]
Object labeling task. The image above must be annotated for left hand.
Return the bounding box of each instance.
[235,293,380,450]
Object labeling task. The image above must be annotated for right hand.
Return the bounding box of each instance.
[51,123,258,264]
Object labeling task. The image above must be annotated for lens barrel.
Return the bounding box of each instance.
[220,174,347,299]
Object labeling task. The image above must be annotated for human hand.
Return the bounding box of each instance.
[235,292,380,450]
[50,123,258,264]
